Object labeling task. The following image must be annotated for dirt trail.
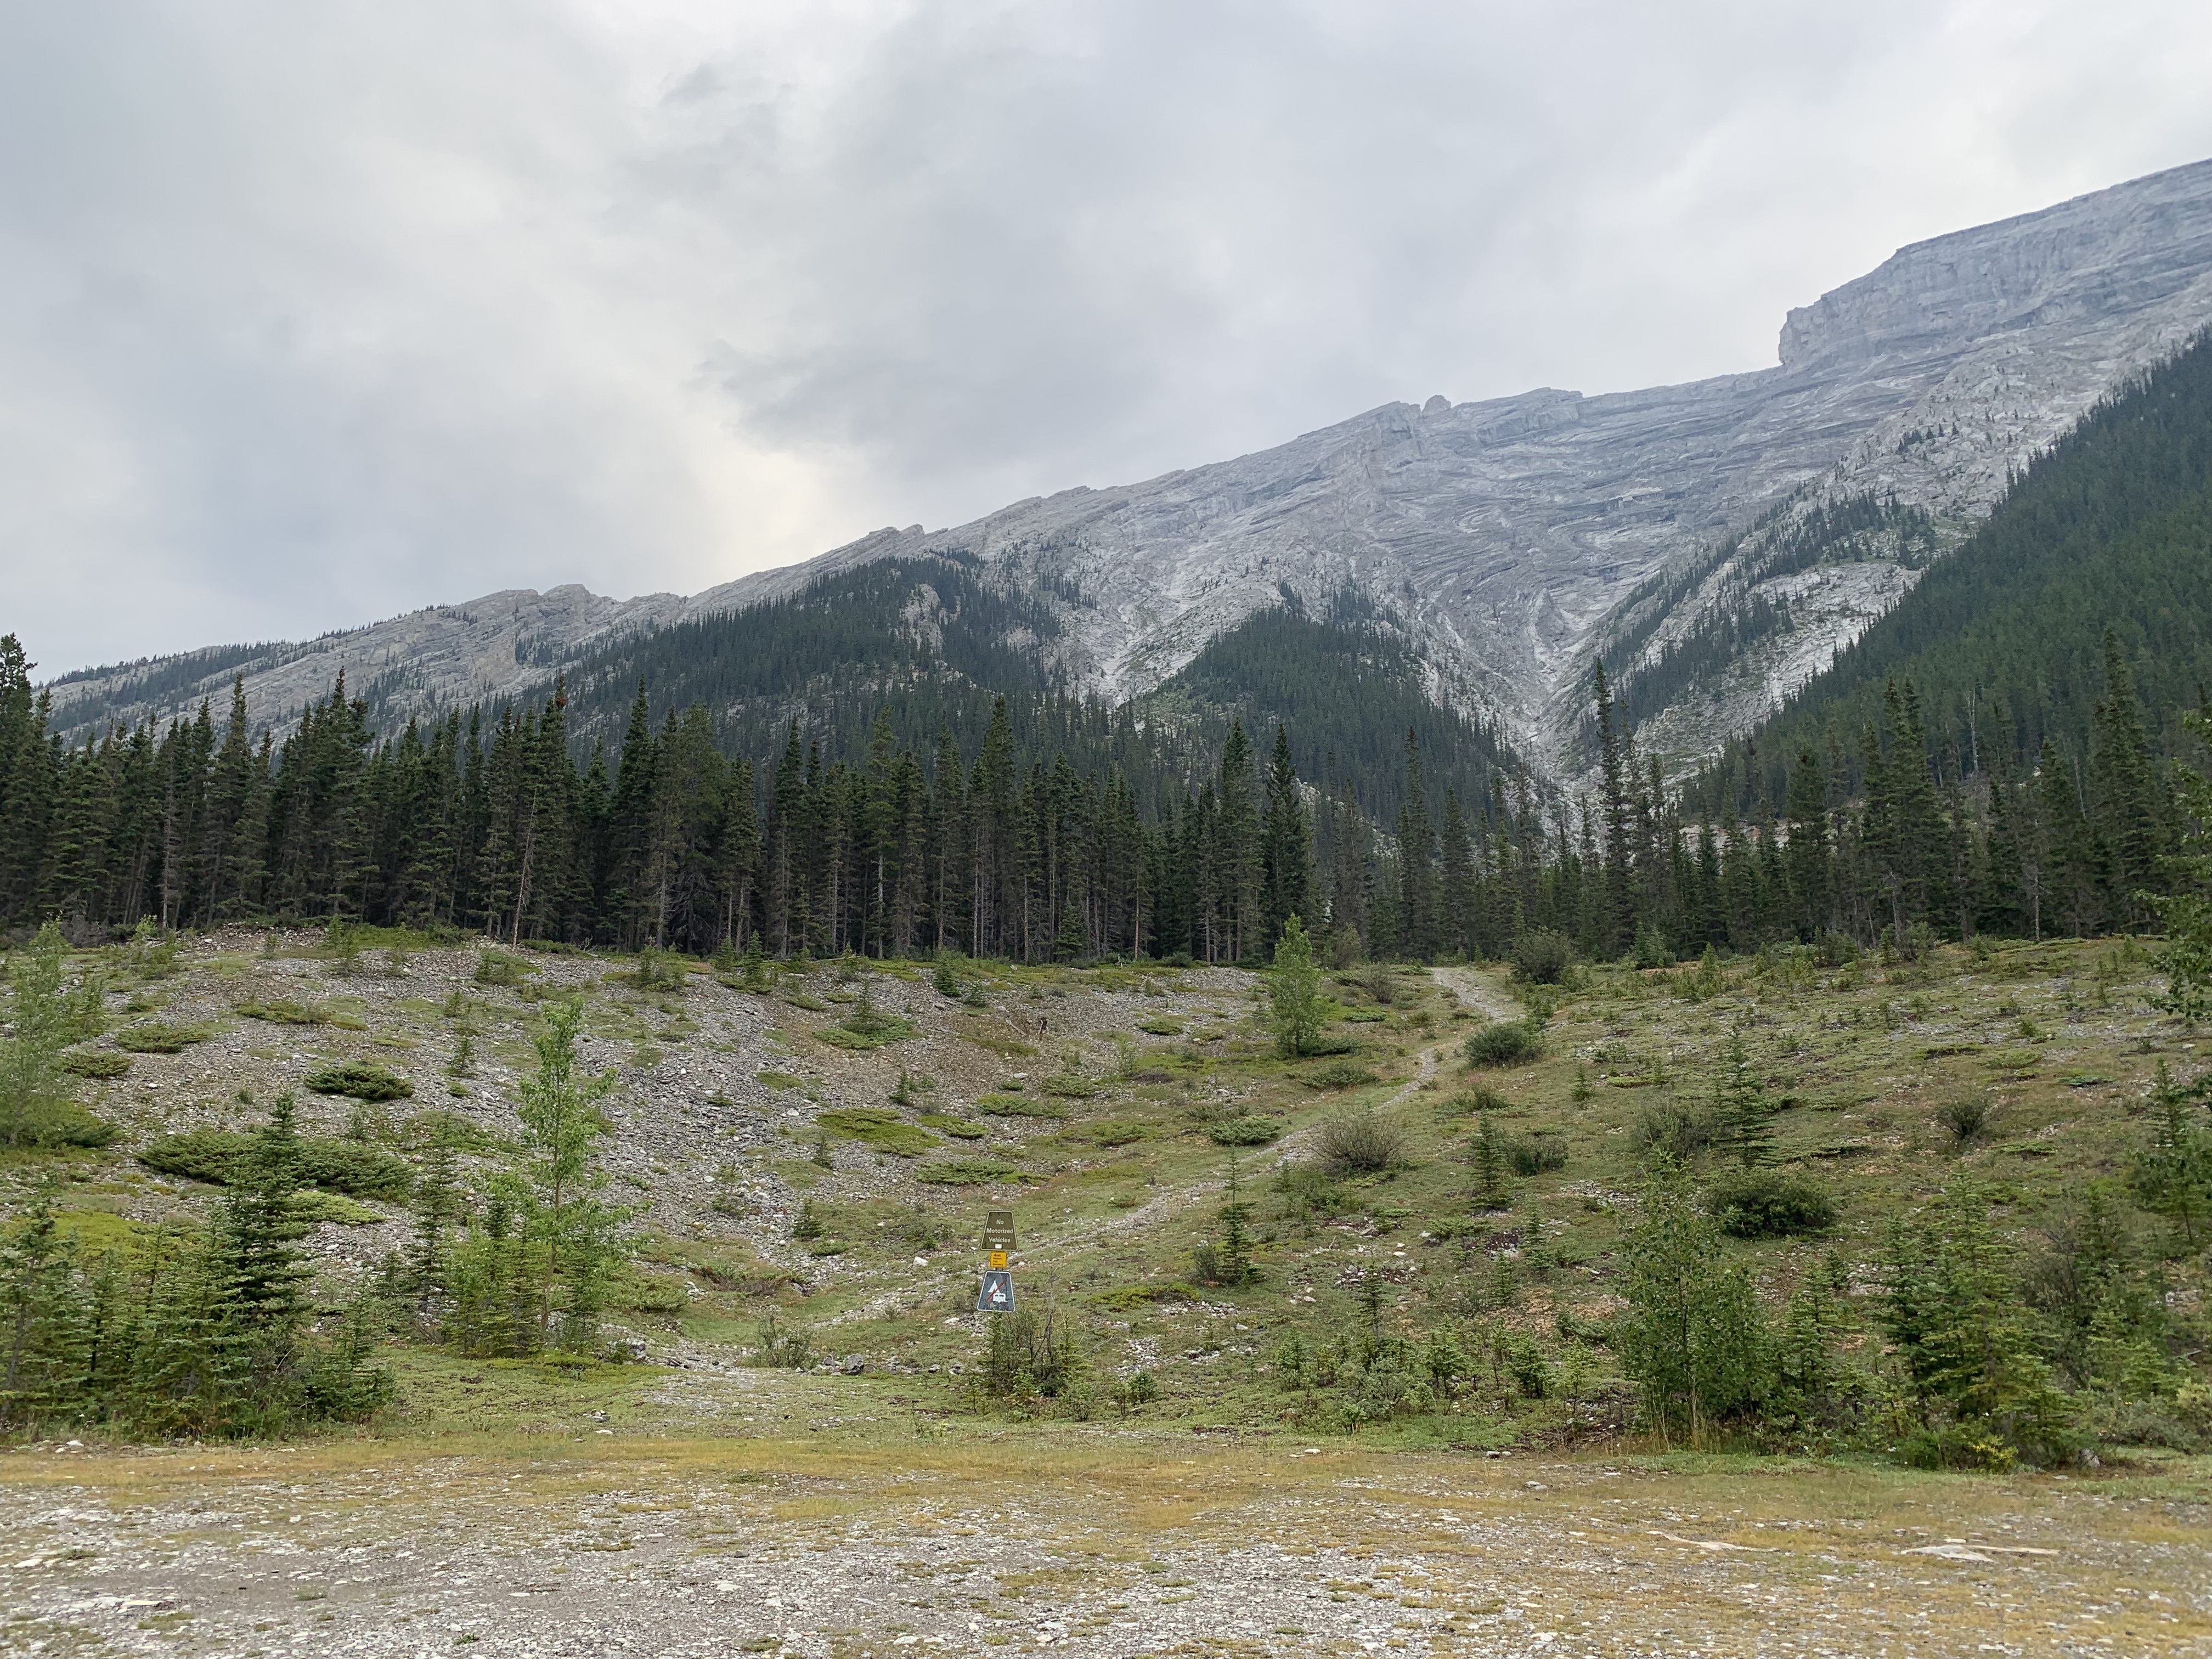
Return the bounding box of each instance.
[1429,962,1523,1023]
[1093,968,1507,1242]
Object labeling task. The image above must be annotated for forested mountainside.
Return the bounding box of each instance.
[1699,324,2212,819]
[39,160,2212,778]
[539,568,1511,833]
[10,291,2212,967]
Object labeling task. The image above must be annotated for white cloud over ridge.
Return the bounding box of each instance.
[4,0,2210,675]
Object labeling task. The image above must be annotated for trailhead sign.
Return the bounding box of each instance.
[978,1209,1017,1312]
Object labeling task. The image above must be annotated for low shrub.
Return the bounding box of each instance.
[1936,1097,1991,1146]
[1313,1108,1409,1175]
[1090,1282,1197,1312]
[1274,1165,1349,1223]
[236,998,328,1026]
[1634,1097,1717,1161]
[1464,1020,1543,1067]
[917,1113,989,1139]
[1207,1115,1284,1147]
[1438,1084,1509,1118]
[473,950,534,986]
[1704,1168,1836,1237]
[1505,1128,1568,1176]
[818,989,916,1049]
[9,1100,119,1148]
[815,1107,938,1158]
[1089,1120,1149,1147]
[303,1059,415,1102]
[55,1049,131,1080]
[1308,1059,1377,1090]
[140,1128,414,1200]
[916,1158,1026,1186]
[115,1022,212,1054]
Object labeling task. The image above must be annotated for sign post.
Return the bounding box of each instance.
[978,1209,1017,1313]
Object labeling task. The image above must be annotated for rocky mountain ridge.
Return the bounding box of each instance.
[46,157,2212,778]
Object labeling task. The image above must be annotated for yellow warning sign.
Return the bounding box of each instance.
[988,1249,1008,1270]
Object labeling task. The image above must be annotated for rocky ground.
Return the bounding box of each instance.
[4,1407,2208,1658]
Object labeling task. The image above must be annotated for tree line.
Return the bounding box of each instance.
[2,614,2207,983]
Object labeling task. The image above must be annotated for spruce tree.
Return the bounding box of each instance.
[1259,724,1310,950]
[1396,729,1438,959]
[1714,1028,1775,1166]
[2148,712,2212,1022]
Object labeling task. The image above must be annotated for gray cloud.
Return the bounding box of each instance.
[3,0,2210,675]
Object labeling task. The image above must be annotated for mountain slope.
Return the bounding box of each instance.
[1697,324,2212,812]
[42,159,2212,778]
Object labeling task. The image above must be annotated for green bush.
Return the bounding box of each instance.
[1438,1084,1509,1118]
[140,1128,414,1200]
[1511,929,1576,985]
[1936,1097,1991,1146]
[303,1059,415,1102]
[1705,1169,1837,1237]
[1635,1097,1717,1161]
[12,1100,118,1148]
[917,1113,989,1140]
[1308,1059,1376,1090]
[55,1049,130,1080]
[815,1107,938,1157]
[236,998,328,1025]
[1464,1020,1543,1067]
[819,987,916,1049]
[1313,1108,1408,1175]
[1505,1129,1568,1176]
[1206,1115,1284,1147]
[474,951,534,986]
[916,1158,1026,1186]
[114,1022,212,1054]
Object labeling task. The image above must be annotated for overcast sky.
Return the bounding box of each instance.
[5,1,2211,676]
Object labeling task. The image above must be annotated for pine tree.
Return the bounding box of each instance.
[1714,1028,1775,1166]
[1877,1183,2070,1465]
[2089,628,2164,928]
[1593,663,1635,953]
[410,1127,463,1326]
[0,1188,88,1429]
[1617,1164,1767,1440]
[1268,913,1324,1057]
[1259,724,1310,950]
[0,922,70,1148]
[515,998,619,1350]
[2149,712,2212,1022]
[1396,728,1437,959]
[1783,748,1831,941]
[1471,1114,1511,1210]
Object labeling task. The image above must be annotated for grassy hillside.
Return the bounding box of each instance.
[8,925,2205,1464]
